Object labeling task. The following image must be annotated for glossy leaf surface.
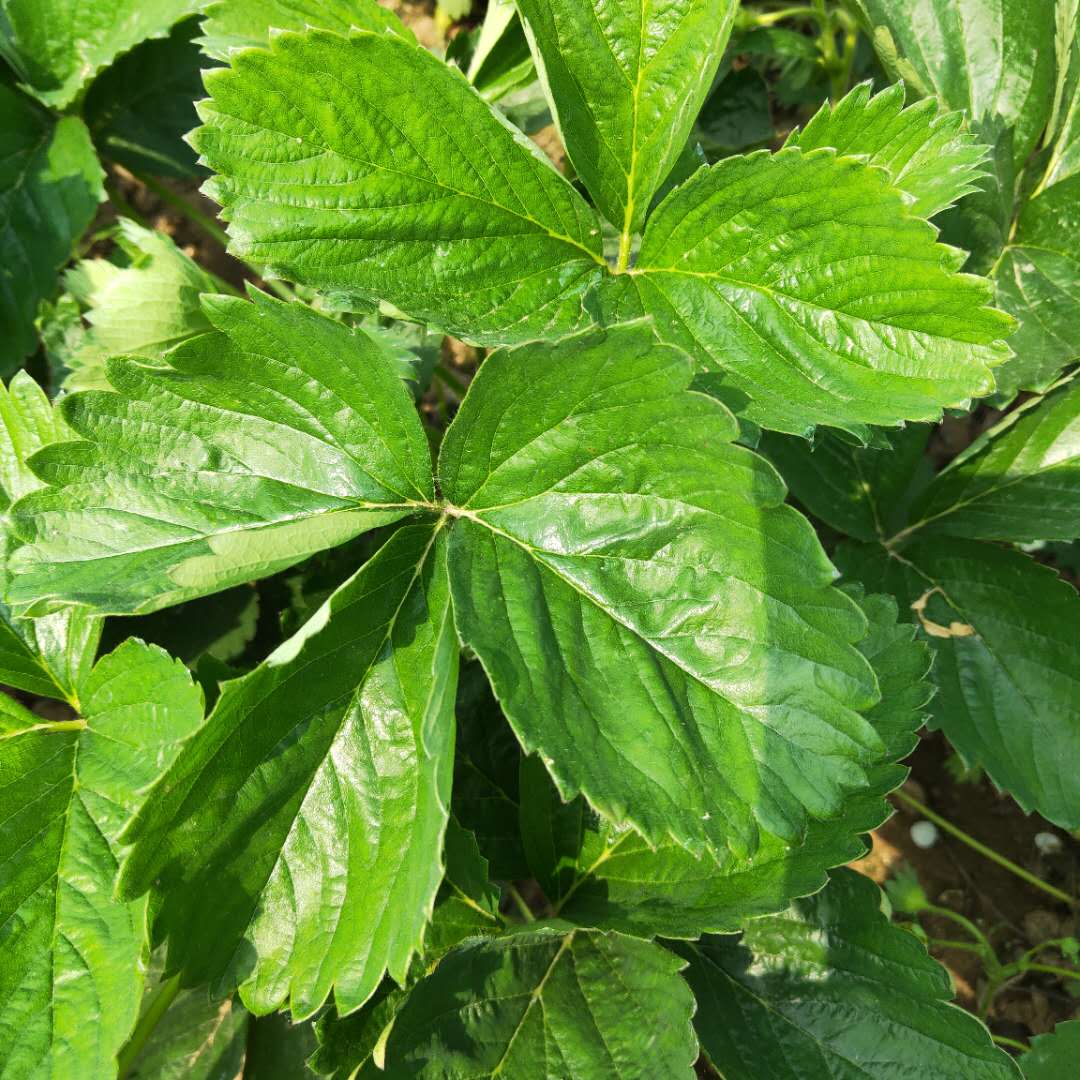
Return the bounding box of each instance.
[0,641,204,1080]
[516,0,737,241]
[8,289,434,615]
[0,85,104,373]
[356,929,698,1079]
[679,869,1019,1079]
[118,525,458,1020]
[193,29,607,343]
[441,322,881,860]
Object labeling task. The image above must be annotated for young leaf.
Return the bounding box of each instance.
[555,588,931,938]
[440,321,882,860]
[837,537,1080,830]
[0,0,205,109]
[597,148,1012,438]
[0,640,204,1079]
[785,82,989,219]
[353,929,698,1079]
[198,0,412,60]
[117,524,458,1020]
[852,0,1056,168]
[676,869,1020,1079]
[515,0,738,253]
[58,219,224,392]
[0,85,104,373]
[7,289,434,615]
[909,375,1080,541]
[193,29,607,342]
[992,174,1080,397]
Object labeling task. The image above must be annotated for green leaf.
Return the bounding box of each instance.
[312,983,408,1079]
[117,524,459,1020]
[193,29,607,343]
[0,369,71,513]
[8,289,434,615]
[1023,1020,1080,1080]
[516,0,738,244]
[0,639,205,1079]
[244,1012,319,1080]
[836,537,1080,830]
[198,0,412,60]
[785,82,989,219]
[694,67,773,157]
[0,0,205,109]
[440,321,882,860]
[677,868,1020,1079]
[58,219,224,392]
[555,587,931,938]
[992,174,1080,397]
[354,929,698,1079]
[1042,1,1080,189]
[761,424,933,543]
[909,375,1080,541]
[461,0,534,103]
[82,17,209,180]
[0,84,104,373]
[852,0,1056,168]
[597,147,1012,438]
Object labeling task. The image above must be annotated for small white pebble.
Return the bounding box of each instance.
[910,820,939,849]
[1034,831,1063,855]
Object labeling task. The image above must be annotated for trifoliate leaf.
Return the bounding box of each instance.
[761,424,933,543]
[852,0,1056,168]
[597,148,1013,438]
[8,289,434,615]
[440,321,882,860]
[58,219,224,392]
[676,869,1020,1079]
[354,929,698,1079]
[785,82,989,219]
[0,85,104,373]
[909,375,1080,541]
[0,640,204,1080]
[516,0,737,248]
[992,174,1080,397]
[82,18,209,180]
[118,524,458,1020]
[198,0,412,61]
[193,29,607,343]
[1023,1021,1080,1080]
[555,588,931,938]
[0,0,206,109]
[836,537,1080,830]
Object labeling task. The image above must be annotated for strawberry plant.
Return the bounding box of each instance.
[1,0,1077,1076]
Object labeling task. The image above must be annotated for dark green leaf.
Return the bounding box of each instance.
[1023,1020,1080,1080]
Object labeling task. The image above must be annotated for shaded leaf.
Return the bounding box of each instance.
[1023,1020,1080,1080]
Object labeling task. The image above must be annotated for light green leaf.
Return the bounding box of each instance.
[440,322,882,860]
[0,640,205,1080]
[852,0,1056,168]
[836,537,1080,830]
[992,174,1080,397]
[193,29,607,343]
[516,0,737,249]
[0,85,104,373]
[909,375,1080,541]
[597,148,1012,438]
[0,369,71,512]
[118,524,459,1020]
[356,929,698,1079]
[785,81,989,219]
[1042,0,1080,189]
[198,0,412,61]
[58,219,224,392]
[677,869,1020,1079]
[7,289,434,616]
[555,588,931,938]
[1023,1020,1080,1080]
[0,0,205,109]
[761,424,932,543]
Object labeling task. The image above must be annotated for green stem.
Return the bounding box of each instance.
[104,178,149,227]
[1016,937,1079,966]
[927,938,986,956]
[116,974,182,1080]
[922,903,1000,969]
[745,5,824,28]
[615,229,633,273]
[1018,961,1080,982]
[433,363,470,398]
[132,171,231,248]
[505,883,535,923]
[992,1034,1030,1053]
[894,790,1075,907]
